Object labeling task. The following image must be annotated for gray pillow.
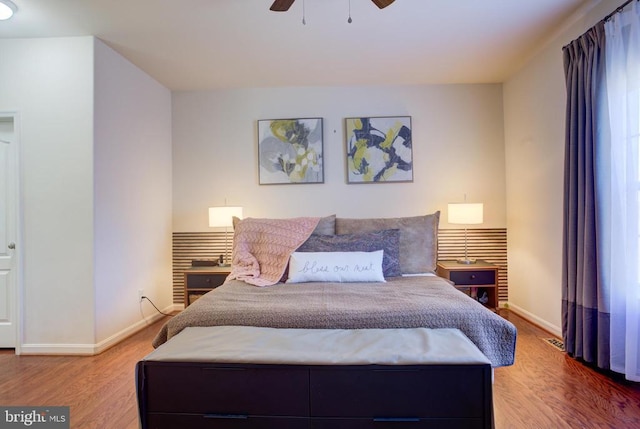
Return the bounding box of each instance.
[313,214,336,235]
[296,229,401,278]
[335,212,440,274]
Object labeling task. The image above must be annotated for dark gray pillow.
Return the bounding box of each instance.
[297,229,401,278]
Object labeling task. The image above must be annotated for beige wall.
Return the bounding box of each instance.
[93,39,173,346]
[172,84,507,231]
[503,0,620,334]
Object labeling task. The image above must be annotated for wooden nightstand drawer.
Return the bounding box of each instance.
[183,267,231,307]
[436,260,499,311]
[449,270,495,286]
[186,273,226,289]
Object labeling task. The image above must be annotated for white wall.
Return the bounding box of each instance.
[503,0,620,334]
[93,39,173,346]
[0,37,96,347]
[173,84,507,231]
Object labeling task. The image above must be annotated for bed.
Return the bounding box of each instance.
[139,213,516,428]
[152,212,516,367]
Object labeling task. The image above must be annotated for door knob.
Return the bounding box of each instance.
[8,242,15,250]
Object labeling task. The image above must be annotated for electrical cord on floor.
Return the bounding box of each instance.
[140,296,174,318]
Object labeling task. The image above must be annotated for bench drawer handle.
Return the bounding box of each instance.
[373,417,420,422]
[204,414,248,420]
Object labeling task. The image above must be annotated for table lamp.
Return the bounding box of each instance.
[448,202,483,264]
[208,206,243,266]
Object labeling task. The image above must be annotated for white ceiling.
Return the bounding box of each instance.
[0,0,589,91]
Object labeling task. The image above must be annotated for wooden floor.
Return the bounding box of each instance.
[1,311,639,428]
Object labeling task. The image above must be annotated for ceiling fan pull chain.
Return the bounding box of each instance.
[302,0,306,25]
[348,0,353,23]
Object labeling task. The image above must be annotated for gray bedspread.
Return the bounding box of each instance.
[153,276,517,367]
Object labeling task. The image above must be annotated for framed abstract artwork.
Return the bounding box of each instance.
[345,116,413,183]
[258,118,324,185]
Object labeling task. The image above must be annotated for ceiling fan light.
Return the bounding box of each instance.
[0,0,17,20]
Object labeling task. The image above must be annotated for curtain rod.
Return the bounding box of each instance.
[603,0,636,22]
[563,0,636,49]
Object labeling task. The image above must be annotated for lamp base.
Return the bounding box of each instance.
[217,262,231,267]
[456,257,477,264]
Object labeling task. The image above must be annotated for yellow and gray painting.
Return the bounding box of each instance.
[345,116,412,183]
[258,118,323,184]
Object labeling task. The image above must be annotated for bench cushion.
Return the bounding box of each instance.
[142,326,491,366]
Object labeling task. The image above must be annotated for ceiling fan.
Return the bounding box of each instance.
[270,0,395,12]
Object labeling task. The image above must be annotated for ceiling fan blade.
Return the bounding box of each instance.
[371,0,395,9]
[270,0,296,12]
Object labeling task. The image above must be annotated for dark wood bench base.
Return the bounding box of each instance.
[136,361,493,429]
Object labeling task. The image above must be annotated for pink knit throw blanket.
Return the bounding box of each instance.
[226,217,320,287]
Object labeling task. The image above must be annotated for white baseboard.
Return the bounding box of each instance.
[93,305,176,354]
[19,303,181,356]
[19,343,97,355]
[505,302,562,337]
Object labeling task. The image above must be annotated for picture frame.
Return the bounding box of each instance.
[345,116,413,183]
[257,118,324,185]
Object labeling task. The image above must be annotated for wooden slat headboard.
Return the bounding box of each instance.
[172,228,508,305]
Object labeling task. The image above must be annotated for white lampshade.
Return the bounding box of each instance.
[448,203,483,225]
[208,206,243,228]
[0,0,16,20]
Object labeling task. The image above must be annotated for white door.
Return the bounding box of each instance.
[0,116,17,348]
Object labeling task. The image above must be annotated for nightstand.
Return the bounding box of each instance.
[183,266,231,307]
[436,260,499,312]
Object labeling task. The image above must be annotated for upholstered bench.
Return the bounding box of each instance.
[137,326,493,428]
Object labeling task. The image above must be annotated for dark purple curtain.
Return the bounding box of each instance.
[562,21,610,369]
